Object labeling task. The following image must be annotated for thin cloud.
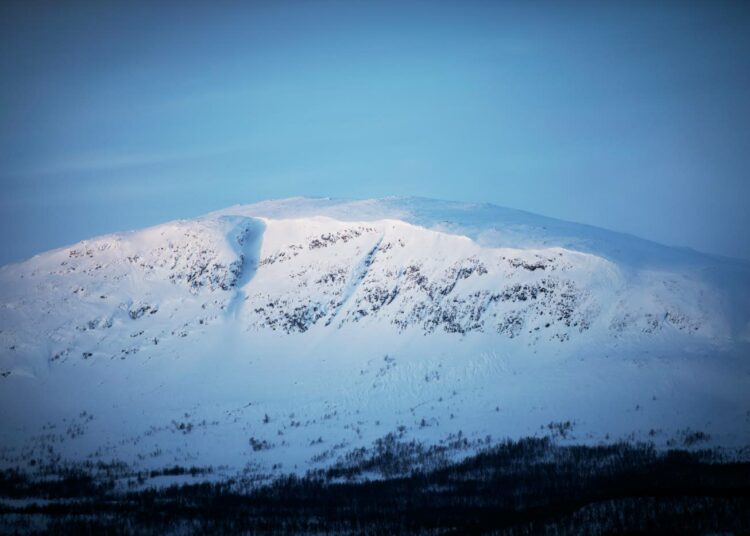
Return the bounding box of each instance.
[13,145,242,178]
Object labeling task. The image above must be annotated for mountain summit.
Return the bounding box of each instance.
[1,197,749,480]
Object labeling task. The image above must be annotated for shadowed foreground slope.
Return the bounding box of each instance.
[1,437,749,535]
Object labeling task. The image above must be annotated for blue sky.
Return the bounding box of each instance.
[1,0,749,264]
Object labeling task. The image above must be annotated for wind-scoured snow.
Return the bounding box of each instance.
[0,197,748,484]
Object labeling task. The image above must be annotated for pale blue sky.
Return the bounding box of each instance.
[1,1,749,264]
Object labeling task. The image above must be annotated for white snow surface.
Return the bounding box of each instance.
[1,197,749,482]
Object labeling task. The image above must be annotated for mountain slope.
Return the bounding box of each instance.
[1,197,748,484]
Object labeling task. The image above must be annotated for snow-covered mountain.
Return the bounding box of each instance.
[1,197,749,483]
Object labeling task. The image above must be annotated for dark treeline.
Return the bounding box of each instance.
[1,437,749,535]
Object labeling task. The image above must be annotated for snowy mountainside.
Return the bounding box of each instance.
[0,197,748,484]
